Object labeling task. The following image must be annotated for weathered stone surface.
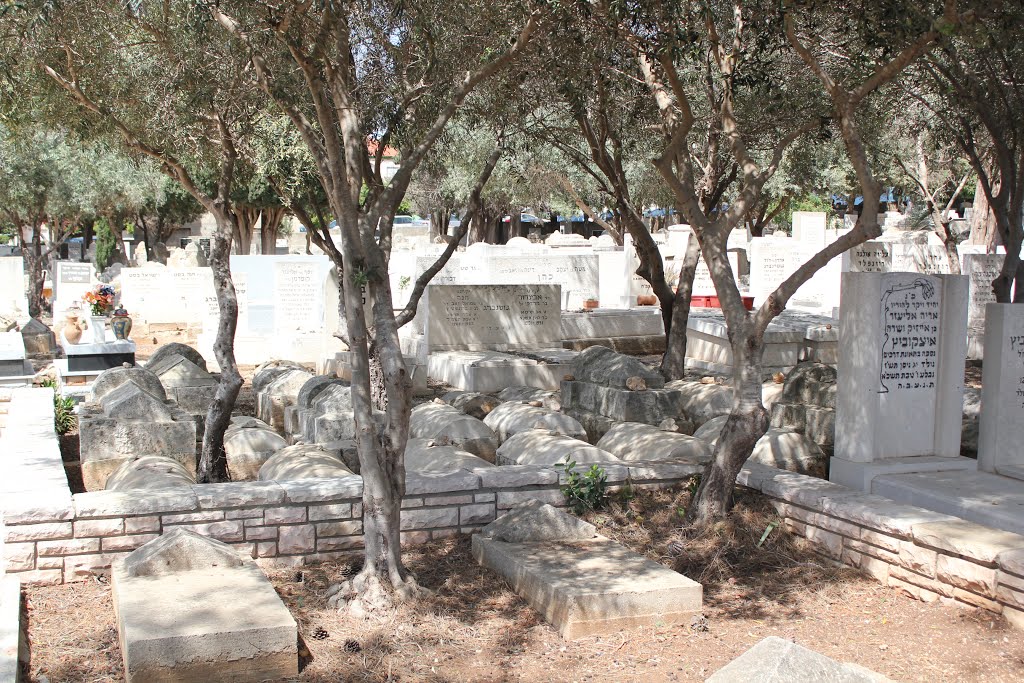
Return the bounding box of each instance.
[443,390,503,419]
[596,422,709,463]
[404,469,480,495]
[277,475,363,504]
[106,455,197,491]
[473,465,559,489]
[484,401,587,443]
[251,359,306,392]
[410,403,499,462]
[695,421,827,476]
[147,354,216,389]
[123,528,242,576]
[296,375,348,412]
[664,380,733,427]
[496,429,622,467]
[706,636,891,682]
[911,520,1024,564]
[495,386,561,411]
[99,381,174,422]
[224,425,288,481]
[257,368,315,429]
[79,386,197,491]
[91,366,167,403]
[482,500,596,543]
[258,444,352,481]
[145,342,207,373]
[405,439,493,473]
[570,345,665,390]
[113,529,297,682]
[780,362,837,404]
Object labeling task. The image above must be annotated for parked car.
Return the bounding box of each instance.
[393,214,429,228]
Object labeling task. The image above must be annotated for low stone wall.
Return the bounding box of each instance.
[737,463,1024,629]
[1,389,1021,631]
[1,425,699,583]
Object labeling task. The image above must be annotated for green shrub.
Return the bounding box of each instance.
[41,378,76,435]
[557,460,608,515]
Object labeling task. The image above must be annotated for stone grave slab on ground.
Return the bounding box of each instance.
[147,351,218,436]
[483,401,587,443]
[258,443,353,481]
[409,402,499,462]
[705,636,892,683]
[111,528,297,682]
[472,501,702,639]
[405,438,494,473]
[78,379,197,491]
[495,429,623,467]
[224,419,288,480]
[695,419,827,476]
[106,455,197,491]
[830,272,975,491]
[685,309,838,374]
[596,422,709,463]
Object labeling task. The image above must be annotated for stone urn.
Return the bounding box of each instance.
[62,312,86,345]
[111,305,133,341]
[89,316,108,344]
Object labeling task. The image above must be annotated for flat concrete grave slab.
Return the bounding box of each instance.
[473,502,702,639]
[706,636,892,683]
[112,528,297,682]
[872,470,1024,536]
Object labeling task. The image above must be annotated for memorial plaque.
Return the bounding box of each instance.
[54,261,95,315]
[274,261,321,331]
[890,243,951,274]
[878,276,941,394]
[424,284,561,350]
[963,253,1003,330]
[749,238,790,305]
[845,241,891,273]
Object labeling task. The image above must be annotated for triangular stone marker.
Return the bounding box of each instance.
[705,636,894,682]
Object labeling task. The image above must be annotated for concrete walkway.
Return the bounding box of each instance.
[873,470,1024,536]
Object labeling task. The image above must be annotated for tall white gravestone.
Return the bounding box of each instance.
[977,304,1024,480]
[830,272,973,491]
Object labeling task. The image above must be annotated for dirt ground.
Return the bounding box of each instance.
[21,486,1024,683]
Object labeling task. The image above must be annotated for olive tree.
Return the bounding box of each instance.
[210,0,539,610]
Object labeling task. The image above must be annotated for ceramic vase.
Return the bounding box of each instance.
[111,306,133,341]
[62,318,84,345]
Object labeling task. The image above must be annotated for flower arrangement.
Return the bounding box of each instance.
[83,284,116,316]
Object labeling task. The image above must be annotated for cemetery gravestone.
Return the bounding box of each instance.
[978,304,1024,480]
[830,272,973,491]
[54,261,94,318]
[843,241,891,273]
[423,284,561,351]
[963,253,1004,359]
[0,257,28,320]
[792,211,827,249]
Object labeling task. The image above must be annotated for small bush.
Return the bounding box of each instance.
[557,460,608,515]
